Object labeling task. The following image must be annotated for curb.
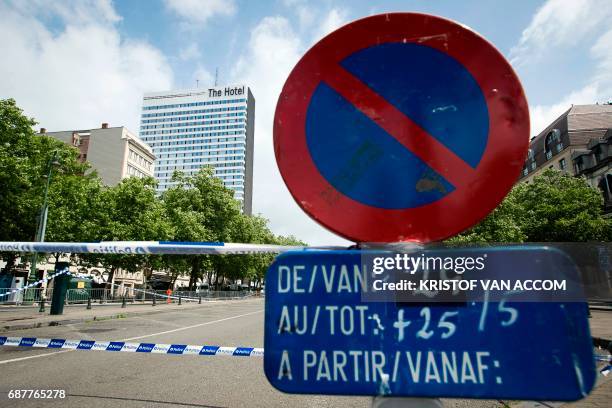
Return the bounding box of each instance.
[0,303,210,332]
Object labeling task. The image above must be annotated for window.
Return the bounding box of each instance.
[545,129,563,160]
[559,158,566,171]
[598,174,612,202]
[595,146,605,162]
[574,157,584,173]
[546,150,552,160]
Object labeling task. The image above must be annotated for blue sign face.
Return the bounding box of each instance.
[306,42,489,209]
[264,250,595,400]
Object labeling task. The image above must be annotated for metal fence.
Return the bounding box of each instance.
[0,287,50,304]
[0,287,259,305]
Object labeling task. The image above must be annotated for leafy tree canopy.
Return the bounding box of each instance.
[451,169,611,243]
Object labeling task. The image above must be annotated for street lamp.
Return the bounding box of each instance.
[30,150,60,301]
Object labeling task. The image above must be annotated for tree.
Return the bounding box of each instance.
[81,176,174,289]
[451,169,612,243]
[162,167,242,290]
[0,98,94,273]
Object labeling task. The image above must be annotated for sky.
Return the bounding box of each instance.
[1,0,611,246]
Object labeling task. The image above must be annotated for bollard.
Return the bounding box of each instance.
[178,294,182,305]
[50,262,70,315]
[39,297,45,313]
[86,297,92,310]
[152,293,156,306]
[121,295,127,308]
[199,294,202,304]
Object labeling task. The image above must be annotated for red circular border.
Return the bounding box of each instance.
[274,13,530,243]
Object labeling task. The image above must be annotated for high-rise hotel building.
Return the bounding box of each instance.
[139,85,254,214]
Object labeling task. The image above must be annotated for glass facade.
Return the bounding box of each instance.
[139,85,254,213]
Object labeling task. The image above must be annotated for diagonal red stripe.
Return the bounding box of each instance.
[321,63,477,189]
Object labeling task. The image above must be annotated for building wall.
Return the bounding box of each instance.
[519,104,612,212]
[42,126,155,186]
[243,89,255,215]
[521,148,574,183]
[87,127,126,186]
[139,84,254,212]
[573,133,612,212]
[520,105,612,182]
[125,130,156,180]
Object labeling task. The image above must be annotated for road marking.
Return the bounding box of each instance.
[0,349,73,365]
[0,309,263,365]
[122,309,263,342]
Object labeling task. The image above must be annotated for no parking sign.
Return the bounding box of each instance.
[274,13,530,243]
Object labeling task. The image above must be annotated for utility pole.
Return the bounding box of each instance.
[30,150,60,302]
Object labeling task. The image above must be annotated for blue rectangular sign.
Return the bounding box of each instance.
[263,248,595,400]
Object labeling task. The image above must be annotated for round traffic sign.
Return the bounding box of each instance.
[274,13,529,243]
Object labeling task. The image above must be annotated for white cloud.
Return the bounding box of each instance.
[163,0,236,26]
[281,2,350,45]
[530,85,599,134]
[513,0,612,134]
[8,0,122,25]
[0,1,173,135]
[590,28,612,90]
[510,0,611,66]
[192,65,214,88]
[230,16,350,245]
[295,6,316,30]
[311,8,349,43]
[178,43,201,61]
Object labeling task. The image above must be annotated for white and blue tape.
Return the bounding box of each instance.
[1,268,255,302]
[0,269,70,299]
[0,336,608,364]
[0,241,304,255]
[0,336,263,357]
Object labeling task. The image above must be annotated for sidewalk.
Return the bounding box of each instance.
[589,310,612,344]
[0,299,253,332]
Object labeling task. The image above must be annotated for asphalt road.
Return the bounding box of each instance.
[1,298,597,408]
[0,298,374,408]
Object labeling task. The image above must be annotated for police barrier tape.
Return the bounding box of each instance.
[0,240,338,301]
[0,269,71,299]
[595,354,612,362]
[0,336,263,357]
[0,240,336,300]
[0,336,609,366]
[0,269,255,303]
[0,241,342,255]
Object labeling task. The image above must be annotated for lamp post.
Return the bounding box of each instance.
[30,150,60,296]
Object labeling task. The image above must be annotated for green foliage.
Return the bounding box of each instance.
[80,176,174,281]
[0,96,296,286]
[0,99,95,271]
[451,169,612,243]
[160,168,289,289]
[0,99,91,244]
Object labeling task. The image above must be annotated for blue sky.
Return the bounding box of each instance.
[108,1,538,89]
[1,0,611,245]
